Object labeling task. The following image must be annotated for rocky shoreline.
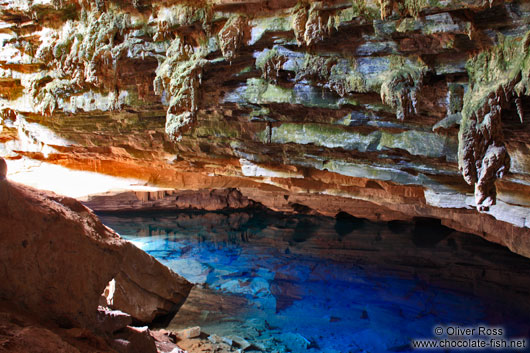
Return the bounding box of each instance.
[0,300,245,353]
[83,186,530,259]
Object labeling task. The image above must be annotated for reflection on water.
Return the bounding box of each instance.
[100,211,530,352]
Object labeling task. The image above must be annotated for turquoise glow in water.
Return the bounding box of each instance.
[100,211,530,352]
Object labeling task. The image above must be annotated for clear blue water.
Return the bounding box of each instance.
[100,211,530,353]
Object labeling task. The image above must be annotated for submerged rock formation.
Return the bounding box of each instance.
[1,0,530,254]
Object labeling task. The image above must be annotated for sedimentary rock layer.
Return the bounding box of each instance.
[1,0,529,254]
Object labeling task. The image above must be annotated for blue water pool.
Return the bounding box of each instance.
[100,211,530,352]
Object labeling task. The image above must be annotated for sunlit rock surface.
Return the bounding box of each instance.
[1,0,530,256]
[0,179,192,328]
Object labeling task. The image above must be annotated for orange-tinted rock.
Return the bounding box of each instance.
[0,180,192,328]
[0,180,121,328]
[1,326,81,353]
[87,186,530,259]
[1,0,529,260]
[86,188,255,212]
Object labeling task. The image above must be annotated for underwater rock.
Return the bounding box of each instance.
[162,258,212,284]
[175,326,201,339]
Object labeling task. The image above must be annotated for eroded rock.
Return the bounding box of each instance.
[458,31,530,210]
[174,326,202,339]
[219,15,249,60]
[380,56,428,121]
[113,326,157,353]
[0,302,117,353]
[0,181,191,329]
[96,307,132,334]
[106,261,191,324]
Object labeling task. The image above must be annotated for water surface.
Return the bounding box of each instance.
[100,211,530,352]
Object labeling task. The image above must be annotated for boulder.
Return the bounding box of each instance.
[109,243,191,323]
[0,180,192,329]
[112,326,158,353]
[0,302,116,353]
[150,329,187,353]
[1,325,81,353]
[96,307,132,334]
[174,326,201,340]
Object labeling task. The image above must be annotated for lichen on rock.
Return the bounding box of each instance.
[291,2,309,46]
[255,47,287,82]
[32,78,76,116]
[379,0,394,19]
[380,55,428,120]
[295,53,336,83]
[291,2,335,47]
[348,0,380,21]
[329,59,368,96]
[378,0,427,19]
[293,53,368,97]
[155,4,212,41]
[218,15,248,61]
[154,36,207,141]
[2,0,530,261]
[30,9,132,115]
[458,31,530,210]
[403,0,428,18]
[304,2,329,46]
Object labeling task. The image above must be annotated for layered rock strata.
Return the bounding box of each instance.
[1,0,530,255]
